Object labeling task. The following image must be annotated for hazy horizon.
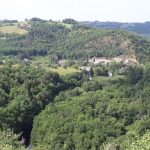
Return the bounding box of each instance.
[1,0,150,23]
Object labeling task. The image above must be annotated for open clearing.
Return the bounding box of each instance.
[48,67,81,75]
[0,25,28,34]
[93,75,125,86]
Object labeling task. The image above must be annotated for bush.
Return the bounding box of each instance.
[0,129,24,149]
[82,81,102,92]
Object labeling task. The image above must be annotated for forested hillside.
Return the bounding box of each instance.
[0,20,150,150]
[80,21,150,35]
[0,64,149,149]
[0,65,85,147]
[0,22,150,63]
[31,65,150,150]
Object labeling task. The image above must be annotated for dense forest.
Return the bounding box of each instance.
[0,20,150,149]
[0,64,150,149]
[31,64,150,149]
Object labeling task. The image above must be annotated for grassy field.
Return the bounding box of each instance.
[31,56,50,65]
[0,25,28,34]
[31,56,80,75]
[93,75,125,86]
[47,67,80,75]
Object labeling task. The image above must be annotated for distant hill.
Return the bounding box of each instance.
[52,26,150,63]
[0,22,150,64]
[79,21,150,35]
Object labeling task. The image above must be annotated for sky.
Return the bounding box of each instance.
[0,0,150,22]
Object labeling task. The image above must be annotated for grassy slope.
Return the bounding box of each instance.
[31,56,80,75]
[0,25,28,34]
[93,75,125,86]
[48,67,80,75]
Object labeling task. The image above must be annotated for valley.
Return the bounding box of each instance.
[0,19,150,150]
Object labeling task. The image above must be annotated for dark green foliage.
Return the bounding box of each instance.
[126,66,143,84]
[0,66,65,133]
[29,17,47,22]
[31,65,150,149]
[31,90,126,149]
[62,72,85,88]
[82,81,102,92]
[62,18,78,25]
[94,67,108,76]
[55,87,84,102]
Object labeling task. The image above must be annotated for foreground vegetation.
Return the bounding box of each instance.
[0,63,149,149]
